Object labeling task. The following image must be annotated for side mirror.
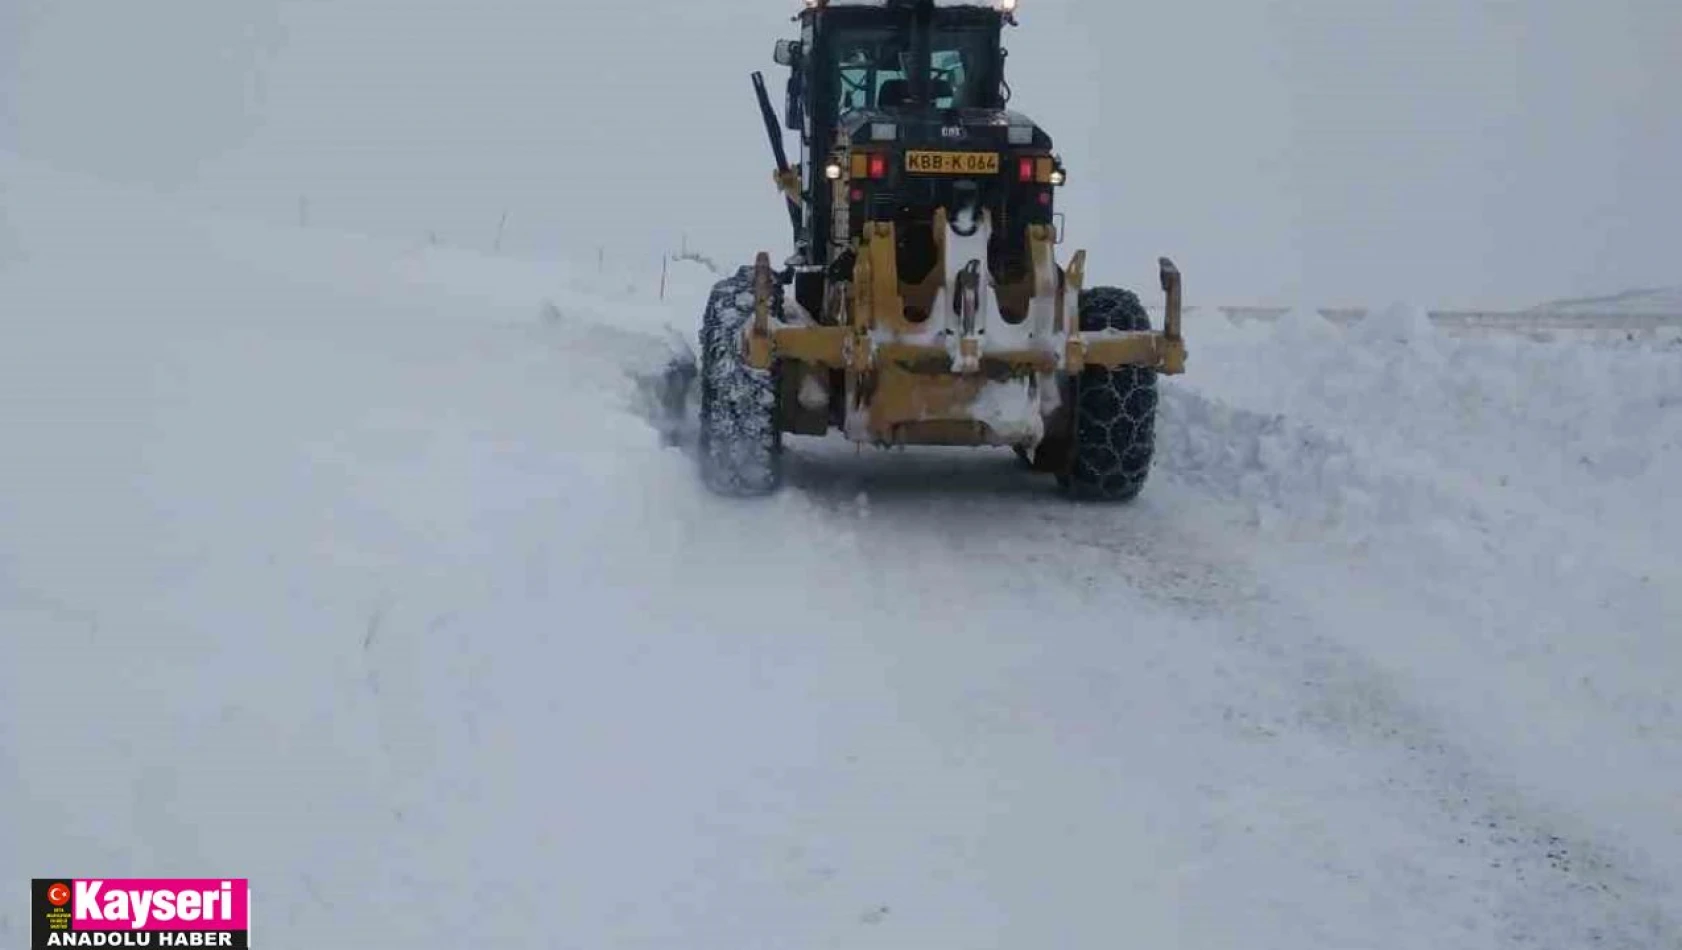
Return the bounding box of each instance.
[774,40,803,67]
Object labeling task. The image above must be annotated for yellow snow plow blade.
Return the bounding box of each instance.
[746,251,1187,377]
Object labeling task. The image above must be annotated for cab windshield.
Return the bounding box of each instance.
[832,24,997,114]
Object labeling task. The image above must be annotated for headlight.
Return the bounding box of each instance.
[824,162,843,181]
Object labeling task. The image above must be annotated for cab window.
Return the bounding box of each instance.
[833,30,908,113]
[830,22,997,113]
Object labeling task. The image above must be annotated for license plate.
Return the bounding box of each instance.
[905,151,1001,175]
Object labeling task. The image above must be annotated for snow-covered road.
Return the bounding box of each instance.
[3,157,1678,948]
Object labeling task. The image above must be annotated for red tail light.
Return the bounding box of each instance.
[1018,157,1036,182]
[869,154,888,179]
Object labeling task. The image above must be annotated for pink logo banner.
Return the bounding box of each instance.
[69,879,249,932]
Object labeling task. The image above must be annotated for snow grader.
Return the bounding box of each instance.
[684,0,1187,501]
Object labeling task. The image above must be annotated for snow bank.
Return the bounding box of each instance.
[1161,302,1682,552]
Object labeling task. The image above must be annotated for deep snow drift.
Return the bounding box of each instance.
[2,156,1678,948]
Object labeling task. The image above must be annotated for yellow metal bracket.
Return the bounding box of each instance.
[1060,254,1189,375]
[1159,257,1186,374]
[1063,248,1089,373]
[855,221,903,334]
[772,326,849,364]
[745,252,775,369]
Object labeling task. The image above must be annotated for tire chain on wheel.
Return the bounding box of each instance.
[698,265,784,496]
[1065,286,1159,502]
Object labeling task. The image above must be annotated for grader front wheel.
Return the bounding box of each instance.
[1061,286,1161,502]
[697,265,785,497]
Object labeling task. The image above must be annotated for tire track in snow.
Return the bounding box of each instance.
[1196,577,1681,950]
[1154,385,1681,947]
[772,435,1679,948]
[1155,379,1679,946]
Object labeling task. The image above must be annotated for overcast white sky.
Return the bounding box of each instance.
[5,0,1678,308]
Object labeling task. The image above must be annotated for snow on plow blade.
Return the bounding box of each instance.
[745,253,1186,377]
[731,235,1186,451]
[649,248,1187,458]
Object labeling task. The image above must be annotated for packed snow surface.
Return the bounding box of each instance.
[2,155,1679,948]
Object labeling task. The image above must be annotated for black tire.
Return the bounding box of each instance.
[698,266,784,497]
[1063,286,1159,502]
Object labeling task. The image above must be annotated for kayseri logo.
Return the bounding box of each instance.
[32,879,251,949]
